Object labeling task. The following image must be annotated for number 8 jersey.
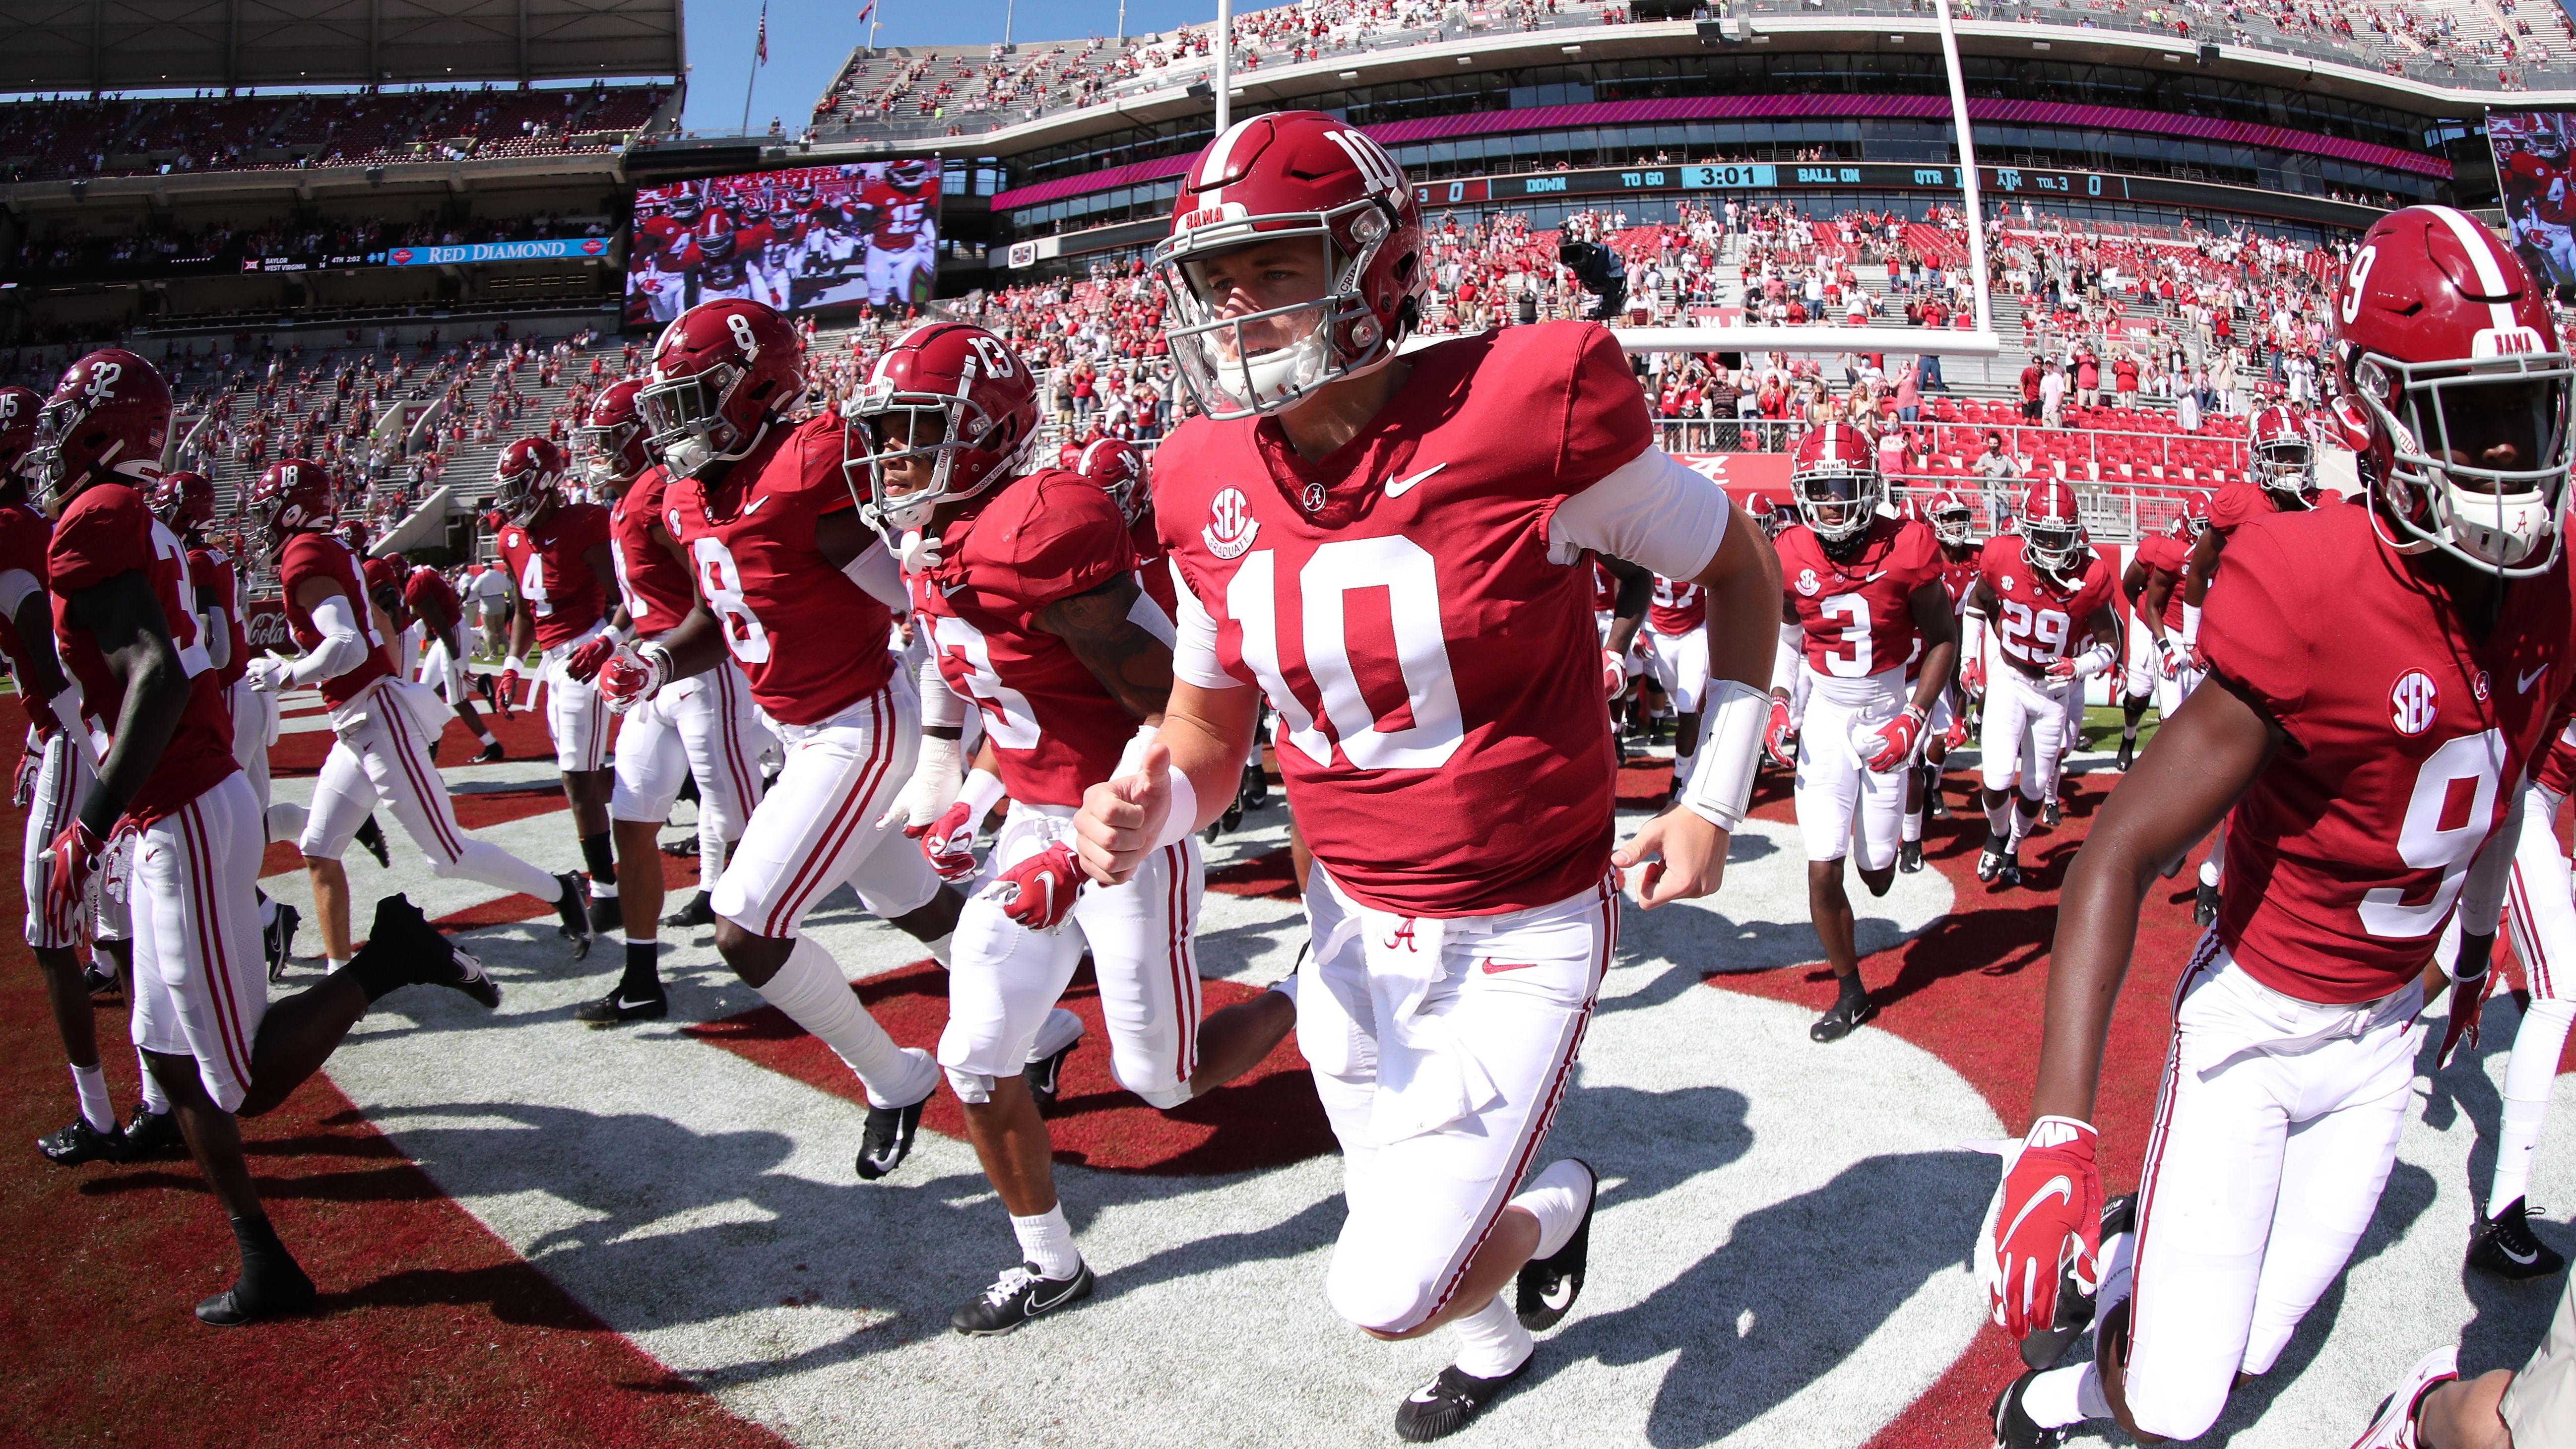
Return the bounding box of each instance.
[2200,501,2576,1004]
[665,413,900,726]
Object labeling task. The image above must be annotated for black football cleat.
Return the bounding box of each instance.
[665,889,718,928]
[1026,1042,1079,1117]
[1395,1361,1532,1443]
[1811,986,1878,1043]
[1515,1160,1596,1332]
[1990,1370,2073,1449]
[2040,799,2062,829]
[2020,1193,2136,1369]
[552,873,594,959]
[950,1261,1095,1336]
[471,740,506,764]
[573,988,668,1026]
[1977,841,2010,883]
[2469,1198,2568,1280]
[194,1258,318,1327]
[354,814,392,869]
[1898,839,1926,874]
[83,963,119,998]
[659,835,698,859]
[1926,785,1950,820]
[2193,882,2220,928]
[586,892,622,936]
[263,902,300,982]
[1995,855,2024,890]
[855,1096,926,1182]
[124,1104,185,1155]
[2116,735,2136,772]
[38,1116,129,1166]
[360,895,501,1009]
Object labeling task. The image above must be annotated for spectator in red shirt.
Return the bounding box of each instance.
[2020,361,2044,422]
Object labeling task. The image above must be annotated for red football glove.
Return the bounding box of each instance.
[2045,656,2080,682]
[1765,695,1799,768]
[41,820,105,931]
[1601,648,1626,700]
[563,635,619,684]
[1983,1117,2104,1341]
[1962,654,1987,693]
[498,667,522,713]
[909,799,982,882]
[2436,933,2499,1071]
[2158,636,2190,680]
[1944,711,1970,752]
[597,648,667,715]
[1863,704,1926,773]
[984,841,1083,933]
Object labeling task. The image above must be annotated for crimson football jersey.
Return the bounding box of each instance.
[1977,537,2118,674]
[361,555,405,611]
[188,544,249,690]
[862,182,933,249]
[665,414,899,726]
[1777,515,1943,687]
[0,503,54,701]
[2207,480,2332,536]
[2535,717,2576,798]
[497,502,611,649]
[1649,575,1706,634]
[403,565,462,632]
[1130,509,1178,624]
[909,469,1141,808]
[1937,553,1979,612]
[48,485,236,827]
[1155,322,1654,916]
[2201,503,2576,1003]
[277,532,398,709]
[2132,532,2190,631]
[610,465,695,640]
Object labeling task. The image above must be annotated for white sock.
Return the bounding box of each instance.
[2492,998,2576,1213]
[2199,853,2222,888]
[699,825,729,895]
[1010,1202,1082,1279]
[1448,1293,1533,1379]
[1902,807,1923,844]
[475,728,496,746]
[921,931,953,967]
[1268,970,1300,1003]
[2098,1229,2136,1316]
[2021,1363,2108,1428]
[1511,1159,1594,1260]
[756,935,921,1107]
[588,879,618,900]
[327,955,352,973]
[70,1063,114,1132]
[136,1049,169,1115]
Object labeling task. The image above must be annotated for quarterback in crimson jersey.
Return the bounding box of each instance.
[853,321,1297,1332]
[605,297,967,1184]
[1070,112,1780,1439]
[1982,206,2576,1449]
[1768,424,1956,1042]
[26,350,500,1326]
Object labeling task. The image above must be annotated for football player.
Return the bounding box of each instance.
[603,298,966,1182]
[565,378,768,1021]
[855,321,1299,1332]
[1901,487,1982,869]
[29,350,501,1324]
[491,438,623,942]
[1958,479,2120,890]
[860,159,938,318]
[1769,424,1957,1036]
[2115,494,2209,772]
[400,554,502,762]
[246,459,591,969]
[1071,112,1779,1441]
[1981,205,2576,1449]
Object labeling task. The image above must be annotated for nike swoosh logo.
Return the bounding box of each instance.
[2521,664,2549,694]
[1542,1280,1575,1308]
[614,996,657,1010]
[1385,464,1445,498]
[1481,959,1540,974]
[2002,1176,2074,1245]
[2503,1240,2540,1265]
[1028,1276,1085,1312]
[742,495,768,516]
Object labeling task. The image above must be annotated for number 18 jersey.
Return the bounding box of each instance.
[1775,514,1942,702]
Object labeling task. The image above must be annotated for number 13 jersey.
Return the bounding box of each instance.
[1154,322,1656,918]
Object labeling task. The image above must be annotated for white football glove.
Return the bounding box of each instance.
[245,653,292,693]
[876,733,965,831]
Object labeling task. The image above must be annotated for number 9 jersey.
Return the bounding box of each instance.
[1774,513,1944,703]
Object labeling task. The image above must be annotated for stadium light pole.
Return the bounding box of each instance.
[1214,0,1232,133]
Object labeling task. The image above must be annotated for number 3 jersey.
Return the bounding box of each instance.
[2200,502,2576,1005]
[906,468,1141,809]
[664,413,899,727]
[1775,515,1943,701]
[1153,321,1661,918]
[495,502,611,650]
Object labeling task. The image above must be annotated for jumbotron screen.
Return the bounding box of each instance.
[2488,110,2576,290]
[625,160,941,327]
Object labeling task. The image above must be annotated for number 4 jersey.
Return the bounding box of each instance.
[1775,514,1943,701]
[2200,501,2576,1005]
[1153,321,1691,917]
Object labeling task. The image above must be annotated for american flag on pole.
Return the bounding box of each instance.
[756,2,770,64]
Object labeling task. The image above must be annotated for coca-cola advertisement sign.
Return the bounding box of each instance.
[244,598,291,653]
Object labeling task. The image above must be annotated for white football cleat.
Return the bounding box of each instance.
[2348,1347,2457,1449]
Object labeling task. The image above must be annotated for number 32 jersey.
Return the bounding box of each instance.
[2200,502,2576,1005]
[1775,514,1942,699]
[1154,321,1655,918]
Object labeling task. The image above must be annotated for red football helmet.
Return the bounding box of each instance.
[574,378,652,491]
[842,321,1039,535]
[1072,436,1149,525]
[638,298,807,481]
[2338,204,2574,576]
[2177,489,2213,538]
[0,385,41,475]
[1154,111,1425,420]
[2247,404,2317,503]
[1926,488,1978,547]
[24,349,169,512]
[2019,478,2087,577]
[1744,491,1786,539]
[1791,423,1883,550]
[888,158,932,189]
[338,518,371,555]
[245,458,335,558]
[152,470,216,531]
[494,437,569,525]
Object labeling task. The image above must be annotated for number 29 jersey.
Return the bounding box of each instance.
[1774,514,1942,702]
[2200,502,2576,1005]
[1976,536,2117,673]
[664,414,899,727]
[1154,322,1655,918]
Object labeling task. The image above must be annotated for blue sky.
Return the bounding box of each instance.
[681,0,1290,133]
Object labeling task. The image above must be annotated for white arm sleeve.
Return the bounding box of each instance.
[0,567,39,619]
[916,650,966,731]
[286,593,368,686]
[1171,570,1246,692]
[1545,447,1733,581]
[201,606,233,672]
[1772,621,1801,693]
[841,540,909,612]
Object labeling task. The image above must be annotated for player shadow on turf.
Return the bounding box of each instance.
[1547,1148,1996,1448]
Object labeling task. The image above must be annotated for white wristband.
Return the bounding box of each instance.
[1153,766,1201,851]
[2182,602,2202,650]
[2070,641,2117,679]
[1961,610,1989,663]
[1681,679,1767,830]
[958,766,1007,821]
